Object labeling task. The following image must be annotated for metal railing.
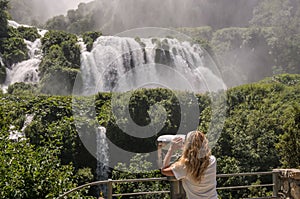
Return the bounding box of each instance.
[58,171,280,199]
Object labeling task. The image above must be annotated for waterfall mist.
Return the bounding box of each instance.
[9,0,93,25]
[93,0,257,34]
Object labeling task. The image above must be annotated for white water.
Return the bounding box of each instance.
[96,126,109,197]
[2,21,226,94]
[1,21,46,91]
[2,21,47,90]
[9,114,34,141]
[0,56,3,66]
[4,38,41,88]
[79,36,226,95]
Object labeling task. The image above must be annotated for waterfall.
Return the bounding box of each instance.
[9,114,34,141]
[2,22,225,94]
[96,126,109,197]
[4,38,42,89]
[2,21,46,91]
[79,36,226,95]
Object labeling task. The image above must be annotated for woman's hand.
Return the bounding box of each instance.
[170,137,183,151]
[162,136,183,169]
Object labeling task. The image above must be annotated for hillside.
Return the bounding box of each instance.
[0,74,299,198]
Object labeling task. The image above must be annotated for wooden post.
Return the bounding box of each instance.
[107,179,113,199]
[168,176,186,199]
[272,170,279,197]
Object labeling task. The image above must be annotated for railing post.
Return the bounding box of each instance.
[107,179,113,199]
[168,176,186,199]
[272,169,279,197]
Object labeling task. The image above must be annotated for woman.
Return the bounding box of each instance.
[161,131,218,199]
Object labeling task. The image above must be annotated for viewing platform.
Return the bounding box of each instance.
[58,169,300,199]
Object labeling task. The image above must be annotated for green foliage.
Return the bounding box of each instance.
[276,104,300,168]
[177,26,213,41]
[75,168,94,186]
[44,15,68,31]
[106,89,200,154]
[213,74,300,198]
[0,74,300,198]
[0,61,6,84]
[0,26,29,67]
[0,0,9,38]
[250,0,300,74]
[45,1,103,34]
[39,30,81,95]
[250,0,293,27]
[112,154,169,199]
[0,137,81,199]
[7,82,37,95]
[82,31,102,51]
[17,26,40,42]
[41,30,80,66]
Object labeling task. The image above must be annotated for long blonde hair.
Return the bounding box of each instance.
[178,131,211,182]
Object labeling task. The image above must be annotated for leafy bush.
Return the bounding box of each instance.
[41,30,80,66]
[0,61,6,84]
[7,82,37,95]
[0,137,82,199]
[112,154,169,199]
[0,27,28,67]
[82,31,102,51]
[0,74,299,198]
[0,0,8,38]
[177,26,213,41]
[39,30,81,95]
[17,26,40,42]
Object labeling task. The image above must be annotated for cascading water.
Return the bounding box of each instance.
[1,21,46,91]
[4,38,42,88]
[9,114,34,141]
[96,126,110,197]
[79,36,225,95]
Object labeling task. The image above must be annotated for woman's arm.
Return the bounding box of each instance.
[161,137,183,176]
[161,166,174,176]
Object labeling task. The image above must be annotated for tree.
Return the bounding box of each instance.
[0,0,8,38]
[112,153,169,199]
[250,0,300,74]
[276,104,300,168]
[0,137,81,198]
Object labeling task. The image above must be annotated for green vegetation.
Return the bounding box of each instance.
[17,26,40,42]
[45,1,104,34]
[0,61,6,84]
[7,82,37,95]
[1,0,300,198]
[0,1,29,68]
[82,31,102,51]
[39,30,81,95]
[0,25,29,68]
[0,74,299,198]
[113,154,169,199]
[0,138,81,199]
[0,0,8,38]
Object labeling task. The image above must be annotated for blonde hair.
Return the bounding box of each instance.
[178,131,211,182]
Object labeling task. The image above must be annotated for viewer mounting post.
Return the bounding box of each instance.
[272,170,279,197]
[168,176,186,199]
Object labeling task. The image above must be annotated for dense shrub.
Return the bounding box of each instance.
[39,30,81,95]
[0,61,6,84]
[0,26,28,67]
[0,74,299,198]
[17,26,40,42]
[82,31,102,51]
[7,82,37,95]
[0,137,82,199]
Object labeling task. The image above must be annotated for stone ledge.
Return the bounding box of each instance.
[273,169,300,199]
[274,169,300,180]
